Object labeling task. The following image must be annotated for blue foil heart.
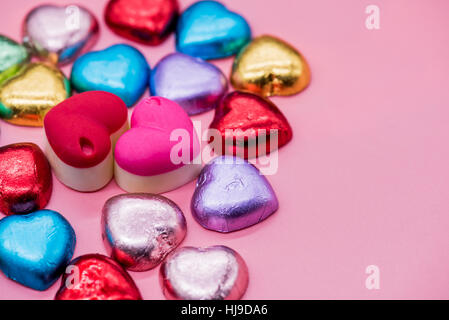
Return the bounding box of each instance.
[191,156,279,233]
[0,209,76,291]
[71,44,150,107]
[150,53,228,115]
[176,1,251,60]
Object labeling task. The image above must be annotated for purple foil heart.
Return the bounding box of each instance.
[191,156,279,233]
[23,4,99,65]
[149,52,228,115]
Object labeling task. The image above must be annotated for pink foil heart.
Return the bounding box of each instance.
[23,4,99,65]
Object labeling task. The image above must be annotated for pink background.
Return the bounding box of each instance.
[1,0,449,299]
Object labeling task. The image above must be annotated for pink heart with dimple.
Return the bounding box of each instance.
[115,97,200,176]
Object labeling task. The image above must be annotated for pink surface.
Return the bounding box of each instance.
[0,0,449,299]
[116,97,199,175]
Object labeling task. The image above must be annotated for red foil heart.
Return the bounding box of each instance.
[209,91,293,159]
[55,254,142,300]
[104,0,179,45]
[0,143,52,215]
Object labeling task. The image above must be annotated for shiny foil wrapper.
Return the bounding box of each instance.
[191,156,279,233]
[0,209,76,291]
[0,143,52,215]
[209,91,293,159]
[105,0,179,45]
[55,254,142,300]
[231,35,311,97]
[0,62,71,126]
[175,1,251,60]
[70,44,149,107]
[0,35,30,85]
[150,52,228,115]
[102,193,187,271]
[23,4,99,65]
[160,245,249,300]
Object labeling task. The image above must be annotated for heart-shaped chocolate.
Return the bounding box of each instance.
[23,4,99,65]
[44,91,128,192]
[55,254,142,300]
[209,91,293,159]
[105,0,179,45]
[191,156,279,233]
[0,209,76,291]
[231,35,311,97]
[102,193,187,271]
[114,97,201,194]
[0,62,71,127]
[71,44,149,107]
[176,1,251,60]
[0,143,52,216]
[0,35,30,85]
[160,245,249,300]
[150,52,228,115]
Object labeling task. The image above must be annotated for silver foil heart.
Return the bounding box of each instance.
[160,245,249,300]
[102,193,187,271]
[23,4,99,65]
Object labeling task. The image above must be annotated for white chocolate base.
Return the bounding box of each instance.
[44,122,128,192]
[114,155,202,194]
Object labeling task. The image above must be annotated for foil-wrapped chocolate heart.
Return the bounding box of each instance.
[231,35,311,97]
[191,156,279,233]
[102,193,187,271]
[160,245,249,300]
[55,254,142,300]
[0,62,71,127]
[0,143,52,216]
[23,4,99,65]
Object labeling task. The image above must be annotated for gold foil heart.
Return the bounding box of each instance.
[0,63,70,126]
[231,35,311,97]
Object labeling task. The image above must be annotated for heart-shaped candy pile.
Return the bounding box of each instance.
[23,4,99,65]
[191,155,279,233]
[0,210,76,291]
[176,1,251,60]
[150,52,228,115]
[160,245,249,300]
[105,0,179,45]
[102,193,187,271]
[0,143,52,216]
[71,44,149,107]
[55,254,142,300]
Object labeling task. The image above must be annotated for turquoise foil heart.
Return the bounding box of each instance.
[71,44,150,107]
[176,1,251,60]
[0,210,76,291]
